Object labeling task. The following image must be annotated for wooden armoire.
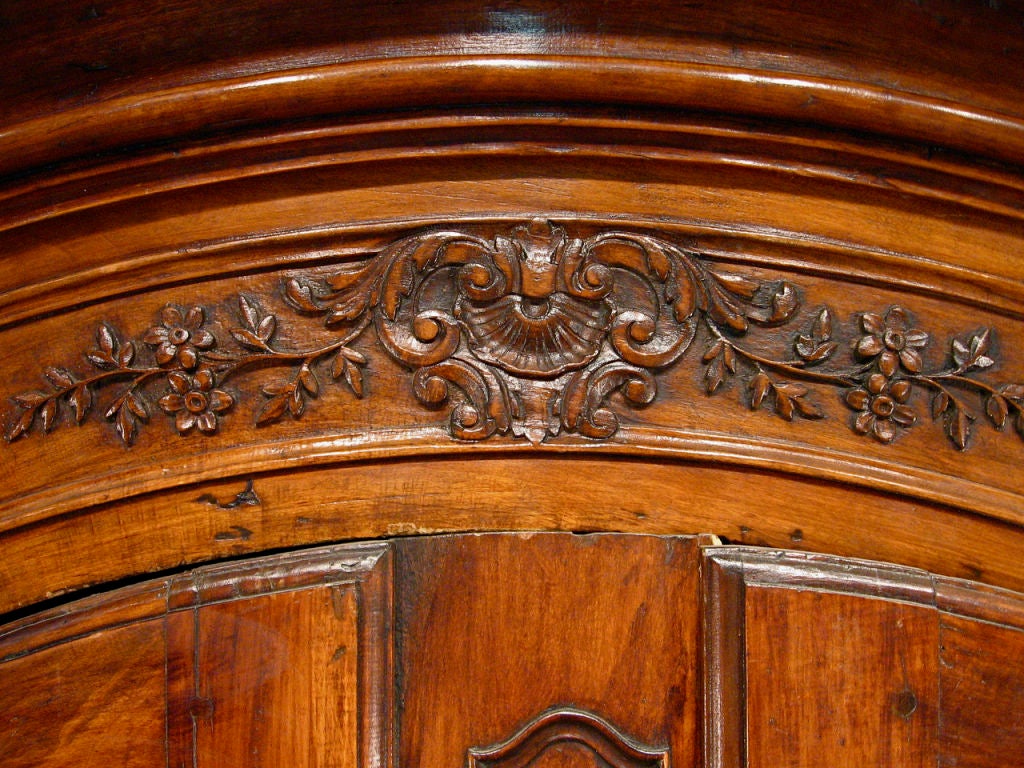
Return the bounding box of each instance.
[1,2,1022,766]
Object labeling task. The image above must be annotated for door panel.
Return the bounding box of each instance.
[937,614,1024,768]
[167,542,393,768]
[0,619,166,768]
[396,533,704,768]
[1,535,1022,767]
[703,547,1024,768]
[744,587,938,768]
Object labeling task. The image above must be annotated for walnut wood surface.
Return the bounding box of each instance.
[0,537,1021,767]
[745,588,937,767]
[938,614,1024,767]
[0,620,167,767]
[396,534,704,768]
[703,547,1024,768]
[3,1,1024,176]
[2,5,1024,764]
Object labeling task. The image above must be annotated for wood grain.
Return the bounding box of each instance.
[2,458,1023,617]
[0,3,1022,764]
[396,533,703,768]
[192,584,361,768]
[3,1,1024,176]
[0,620,167,768]
[744,586,938,768]
[938,614,1024,767]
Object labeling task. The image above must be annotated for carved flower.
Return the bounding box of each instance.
[159,369,233,434]
[855,307,928,376]
[845,373,916,443]
[144,306,215,369]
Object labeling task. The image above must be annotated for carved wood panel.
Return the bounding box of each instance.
[7,220,1023,450]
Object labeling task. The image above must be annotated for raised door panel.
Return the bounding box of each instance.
[743,586,937,767]
[396,533,706,768]
[168,542,393,768]
[0,541,392,768]
[703,547,1024,768]
[0,619,167,767]
[2,535,1023,768]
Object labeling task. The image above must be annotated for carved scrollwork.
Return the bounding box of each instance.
[5,219,1024,449]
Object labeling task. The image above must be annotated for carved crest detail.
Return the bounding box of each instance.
[6,220,1024,449]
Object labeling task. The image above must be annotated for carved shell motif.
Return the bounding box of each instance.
[457,293,611,378]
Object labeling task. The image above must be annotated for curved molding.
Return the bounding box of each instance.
[468,708,668,768]
[5,215,1024,334]
[4,55,1024,180]
[7,220,1023,451]
[4,114,1024,240]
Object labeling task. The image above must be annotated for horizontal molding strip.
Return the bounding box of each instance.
[3,113,1024,236]
[3,55,1024,178]
[1,426,1021,536]
[2,215,1023,332]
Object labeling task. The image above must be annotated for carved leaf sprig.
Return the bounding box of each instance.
[6,296,370,445]
[699,301,1024,450]
[8,323,163,443]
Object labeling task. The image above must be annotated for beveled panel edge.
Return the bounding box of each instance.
[357,543,394,768]
[0,540,391,661]
[3,55,1024,180]
[166,539,389,609]
[0,580,169,663]
[934,577,1024,631]
[704,546,937,605]
[700,549,746,768]
[467,707,670,768]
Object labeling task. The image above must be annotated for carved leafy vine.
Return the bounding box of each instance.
[6,219,1024,450]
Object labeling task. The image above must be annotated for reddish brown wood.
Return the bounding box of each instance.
[1,3,1023,766]
[193,585,361,767]
[745,587,938,767]
[704,548,949,768]
[938,615,1024,767]
[0,536,1022,767]
[396,534,704,768]
[0,620,167,767]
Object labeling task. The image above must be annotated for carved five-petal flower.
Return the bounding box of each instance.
[845,373,916,443]
[144,306,215,370]
[855,307,928,376]
[159,369,233,434]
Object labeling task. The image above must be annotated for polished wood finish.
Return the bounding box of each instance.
[0,543,390,768]
[1,537,1021,766]
[2,2,1023,765]
[703,547,1024,768]
[397,534,704,768]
